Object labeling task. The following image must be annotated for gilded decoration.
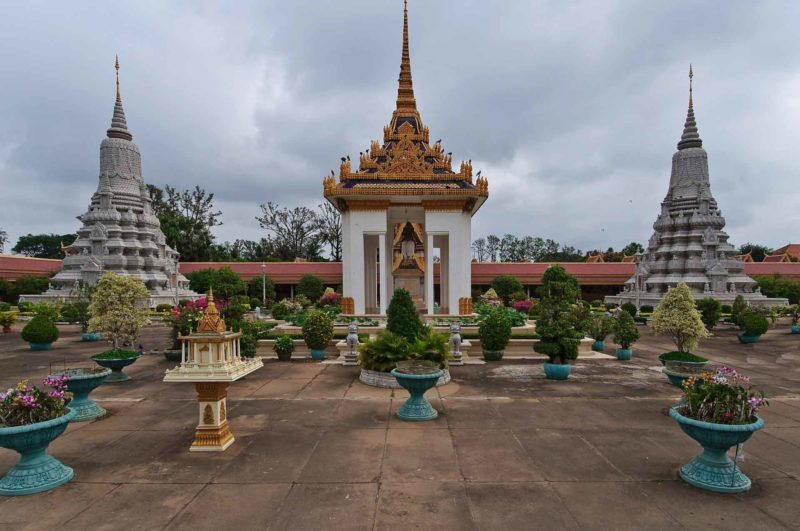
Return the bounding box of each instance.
[203,404,214,425]
[458,297,473,315]
[341,297,355,315]
[197,290,226,333]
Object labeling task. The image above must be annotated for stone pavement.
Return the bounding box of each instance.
[0,323,798,530]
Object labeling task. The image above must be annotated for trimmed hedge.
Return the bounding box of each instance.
[21,315,59,344]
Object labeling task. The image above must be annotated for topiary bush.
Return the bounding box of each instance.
[731,295,748,327]
[613,311,640,349]
[590,299,604,309]
[621,302,637,318]
[386,288,422,342]
[491,275,523,305]
[696,297,722,330]
[297,274,325,302]
[21,315,59,344]
[639,305,654,314]
[301,310,334,350]
[721,304,732,314]
[479,306,512,352]
[650,283,708,352]
[273,335,295,360]
[740,310,769,337]
[533,266,580,364]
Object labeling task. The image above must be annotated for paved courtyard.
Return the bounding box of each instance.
[0,323,799,530]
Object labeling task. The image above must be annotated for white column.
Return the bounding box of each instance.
[378,232,388,315]
[364,236,377,313]
[441,237,449,314]
[351,230,366,315]
[426,232,434,315]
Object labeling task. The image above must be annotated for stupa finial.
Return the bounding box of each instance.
[107,54,133,141]
[395,0,417,112]
[677,65,702,150]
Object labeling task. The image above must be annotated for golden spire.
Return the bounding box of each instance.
[197,288,226,333]
[395,0,417,112]
[688,63,693,109]
[115,54,121,103]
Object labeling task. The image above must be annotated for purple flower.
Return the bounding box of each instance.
[18,394,39,409]
[748,396,763,408]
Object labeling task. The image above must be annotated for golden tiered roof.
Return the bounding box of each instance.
[323,0,488,214]
[196,289,227,334]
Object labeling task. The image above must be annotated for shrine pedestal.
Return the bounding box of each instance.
[191,382,234,452]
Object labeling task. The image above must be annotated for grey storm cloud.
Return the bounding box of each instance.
[1,0,799,254]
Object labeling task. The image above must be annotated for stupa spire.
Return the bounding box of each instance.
[107,54,133,141]
[677,64,702,150]
[395,0,417,112]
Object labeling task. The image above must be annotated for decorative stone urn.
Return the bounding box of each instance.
[391,360,443,421]
[669,406,764,493]
[164,291,263,452]
[49,368,111,422]
[0,409,77,496]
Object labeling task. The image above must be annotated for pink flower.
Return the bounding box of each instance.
[18,394,39,409]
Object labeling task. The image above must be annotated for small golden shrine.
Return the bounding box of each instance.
[163,290,263,452]
[323,0,487,316]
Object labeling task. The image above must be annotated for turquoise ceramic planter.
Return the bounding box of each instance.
[309,349,326,361]
[482,350,504,361]
[616,348,632,360]
[669,406,764,493]
[28,342,52,351]
[0,409,76,496]
[91,355,140,382]
[50,368,111,422]
[391,368,443,421]
[544,362,571,380]
[591,340,605,352]
[662,368,688,388]
[791,325,800,334]
[81,332,102,342]
[738,334,760,344]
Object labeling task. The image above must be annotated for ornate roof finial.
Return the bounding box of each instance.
[107,54,133,141]
[395,0,417,112]
[677,64,702,150]
[197,288,226,333]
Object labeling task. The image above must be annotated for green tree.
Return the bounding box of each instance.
[147,184,222,261]
[8,276,50,304]
[386,288,423,342]
[731,294,748,327]
[650,283,709,352]
[533,266,580,364]
[613,311,640,349]
[255,202,323,261]
[315,202,342,261]
[622,242,645,256]
[248,275,276,306]
[491,275,523,304]
[0,227,7,253]
[185,267,246,302]
[754,274,800,304]
[696,297,722,330]
[738,243,773,263]
[297,274,325,301]
[12,233,77,258]
[88,273,150,349]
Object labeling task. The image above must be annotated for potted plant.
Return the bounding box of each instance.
[533,266,580,380]
[613,311,640,360]
[479,306,512,361]
[738,310,769,344]
[0,311,17,333]
[88,273,150,381]
[238,318,272,359]
[20,315,59,350]
[302,310,334,361]
[651,283,709,354]
[658,351,709,367]
[789,305,800,334]
[273,334,295,361]
[0,376,76,495]
[669,366,767,492]
[47,367,111,421]
[587,314,614,352]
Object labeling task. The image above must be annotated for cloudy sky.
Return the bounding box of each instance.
[1,0,799,256]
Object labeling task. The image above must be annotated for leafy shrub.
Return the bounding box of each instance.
[302,310,334,350]
[613,311,640,348]
[604,303,618,311]
[696,298,722,330]
[21,315,59,344]
[491,275,523,304]
[273,335,295,356]
[297,275,325,301]
[410,327,451,368]
[185,267,246,302]
[59,301,90,332]
[533,266,580,364]
[155,303,173,313]
[358,331,411,372]
[527,300,540,319]
[590,299,604,309]
[250,298,261,310]
[740,310,769,337]
[658,351,708,364]
[731,295,748,327]
[651,283,709,352]
[510,291,529,303]
[587,314,614,341]
[319,288,342,307]
[32,302,60,322]
[513,299,532,313]
[721,304,732,314]
[570,303,592,334]
[479,306,512,352]
[479,288,502,308]
[639,305,654,314]
[621,303,637,318]
[386,289,422,342]
[247,275,276,307]
[239,319,274,357]
[7,276,49,304]
[0,302,10,312]
[271,299,301,320]
[16,301,34,313]
[0,311,18,328]
[92,349,139,360]
[295,294,312,308]
[88,272,150,349]
[754,274,800,304]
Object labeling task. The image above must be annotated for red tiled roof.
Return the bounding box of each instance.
[0,255,62,280]
[763,255,789,263]
[771,244,800,258]
[178,262,343,283]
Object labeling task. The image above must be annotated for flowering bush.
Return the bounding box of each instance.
[513,299,533,313]
[271,299,302,320]
[0,376,71,427]
[88,272,150,349]
[319,288,342,307]
[679,366,767,425]
[479,288,502,308]
[164,302,204,348]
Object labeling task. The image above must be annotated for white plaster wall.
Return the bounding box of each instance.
[425,211,472,313]
[342,210,388,314]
